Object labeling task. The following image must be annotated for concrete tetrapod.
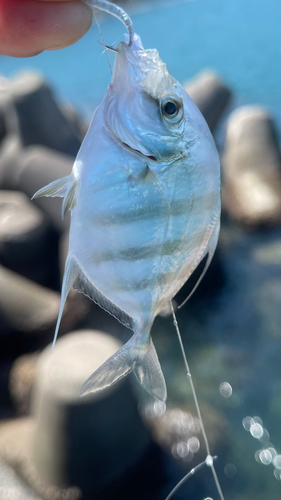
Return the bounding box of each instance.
[31,331,152,497]
[2,72,81,156]
[184,70,231,132]
[0,191,56,287]
[223,106,281,227]
[0,266,88,350]
[0,143,73,232]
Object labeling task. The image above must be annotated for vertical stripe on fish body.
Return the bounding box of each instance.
[33,33,220,403]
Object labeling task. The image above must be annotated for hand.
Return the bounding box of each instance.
[0,0,93,57]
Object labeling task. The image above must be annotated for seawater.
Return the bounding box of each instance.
[1,0,281,134]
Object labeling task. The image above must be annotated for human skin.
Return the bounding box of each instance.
[0,0,93,57]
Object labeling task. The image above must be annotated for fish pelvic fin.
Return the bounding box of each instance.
[32,174,77,218]
[80,334,167,403]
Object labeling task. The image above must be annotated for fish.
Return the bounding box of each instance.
[33,24,220,403]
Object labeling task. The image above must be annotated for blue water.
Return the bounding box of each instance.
[1,0,281,132]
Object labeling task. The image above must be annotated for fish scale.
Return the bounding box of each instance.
[33,29,220,403]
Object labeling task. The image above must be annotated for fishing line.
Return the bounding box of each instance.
[165,455,218,500]
[92,9,113,73]
[170,301,225,500]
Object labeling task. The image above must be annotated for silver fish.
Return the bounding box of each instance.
[33,11,220,403]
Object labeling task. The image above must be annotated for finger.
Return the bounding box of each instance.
[0,0,93,57]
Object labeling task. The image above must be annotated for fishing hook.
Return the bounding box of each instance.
[98,41,118,53]
[83,0,135,47]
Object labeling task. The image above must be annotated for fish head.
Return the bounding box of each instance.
[103,34,216,165]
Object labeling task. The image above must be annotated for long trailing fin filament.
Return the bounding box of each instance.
[82,0,135,46]
[170,301,225,500]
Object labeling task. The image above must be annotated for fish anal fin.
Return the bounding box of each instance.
[71,257,133,330]
[134,337,167,402]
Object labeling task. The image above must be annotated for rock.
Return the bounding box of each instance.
[0,190,57,287]
[0,265,60,341]
[60,104,88,143]
[0,134,21,189]
[59,230,69,279]
[222,106,281,227]
[0,113,5,143]
[9,353,39,416]
[30,331,152,496]
[184,70,231,132]
[0,77,11,145]
[4,72,81,156]
[0,99,5,144]
[0,267,88,349]
[1,144,73,232]
[0,359,14,419]
[0,460,43,500]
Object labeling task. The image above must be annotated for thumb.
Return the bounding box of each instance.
[0,0,93,57]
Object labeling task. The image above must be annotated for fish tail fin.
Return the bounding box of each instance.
[51,256,76,352]
[80,334,167,403]
[133,336,167,402]
[32,174,77,218]
[79,337,134,397]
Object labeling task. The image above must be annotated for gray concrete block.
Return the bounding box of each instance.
[223,106,281,227]
[0,267,89,342]
[0,135,21,189]
[0,191,57,286]
[0,265,60,337]
[9,353,39,416]
[8,72,81,156]
[0,111,5,145]
[31,331,151,496]
[1,144,73,232]
[184,70,231,132]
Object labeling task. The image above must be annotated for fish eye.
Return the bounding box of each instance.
[164,101,177,115]
[161,95,183,124]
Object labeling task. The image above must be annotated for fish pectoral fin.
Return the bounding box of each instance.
[32,175,70,199]
[133,337,167,403]
[32,174,77,218]
[62,178,77,218]
[79,337,135,397]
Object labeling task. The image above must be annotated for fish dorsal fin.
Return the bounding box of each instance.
[178,217,220,309]
[71,257,133,330]
[32,174,77,217]
[177,252,210,309]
